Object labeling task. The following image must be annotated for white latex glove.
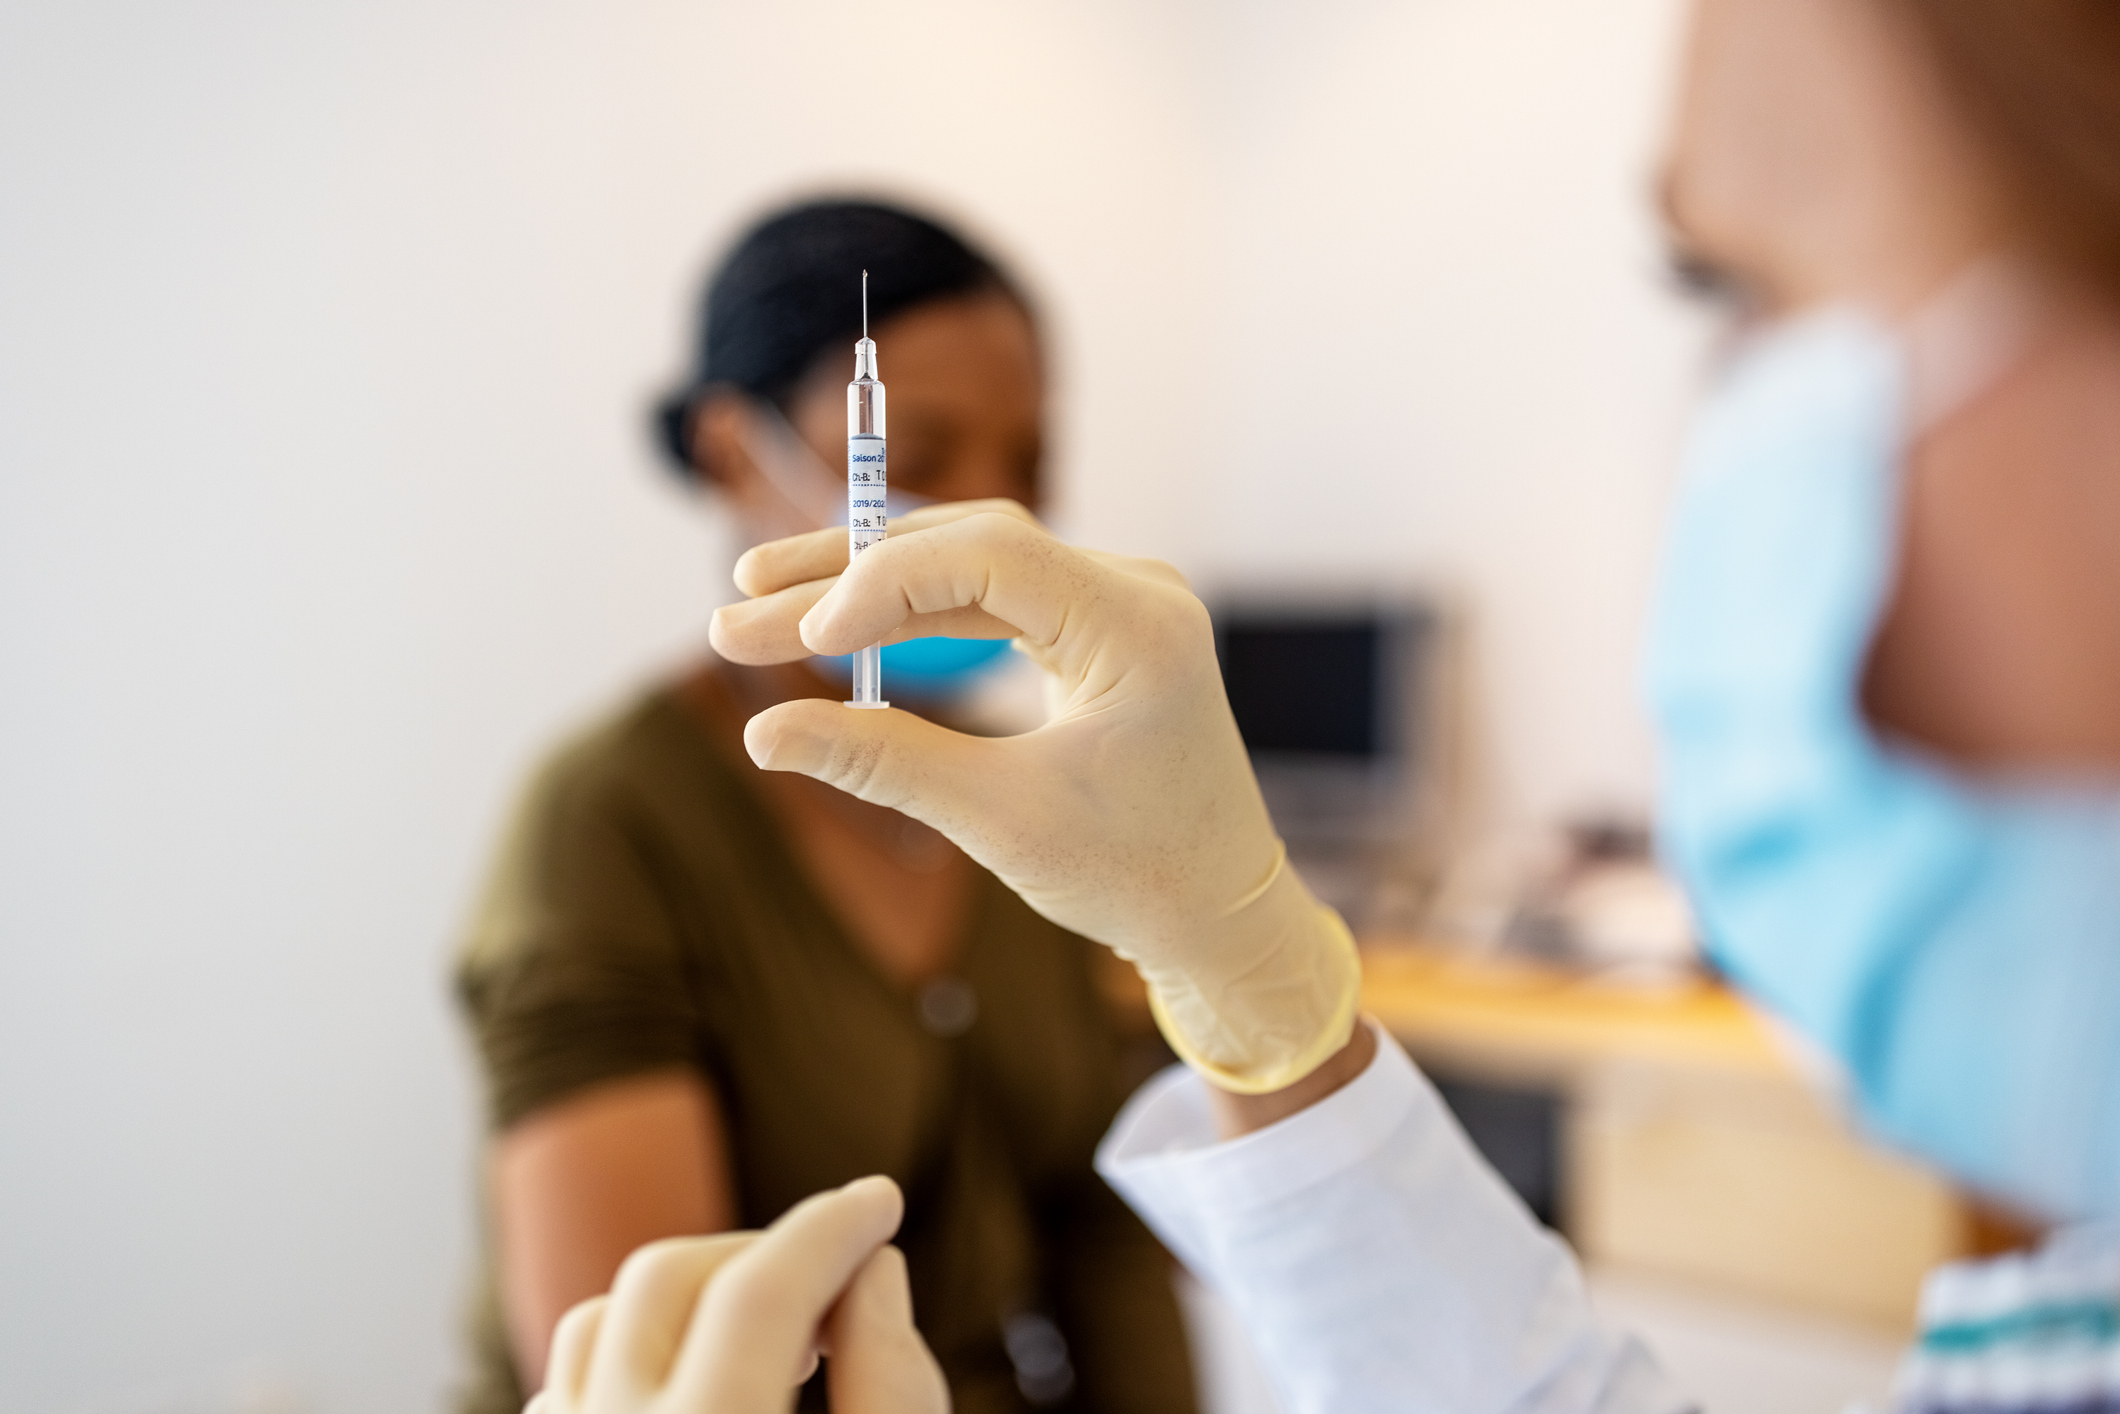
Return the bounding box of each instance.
[709,501,1360,1093]
[525,1176,946,1414]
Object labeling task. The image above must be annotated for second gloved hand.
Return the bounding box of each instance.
[527,1177,946,1414]
[709,501,1360,1094]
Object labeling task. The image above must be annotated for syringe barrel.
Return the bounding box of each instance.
[845,338,888,708]
[848,376,884,439]
[846,374,886,556]
[850,644,883,704]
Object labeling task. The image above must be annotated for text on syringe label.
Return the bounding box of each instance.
[848,434,887,553]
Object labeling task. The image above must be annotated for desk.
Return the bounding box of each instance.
[1359,943,1785,1082]
[1361,940,1973,1331]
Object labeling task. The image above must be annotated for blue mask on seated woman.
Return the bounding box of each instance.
[1645,287,2120,1221]
[735,402,1018,701]
[816,634,1015,699]
[817,481,1016,699]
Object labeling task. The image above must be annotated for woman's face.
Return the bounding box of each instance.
[695,290,1044,545]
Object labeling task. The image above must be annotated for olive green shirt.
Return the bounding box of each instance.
[454,687,1196,1414]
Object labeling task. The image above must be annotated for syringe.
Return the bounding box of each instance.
[846,270,888,708]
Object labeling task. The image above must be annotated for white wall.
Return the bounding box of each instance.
[1198,0,1711,831]
[0,3,1700,1411]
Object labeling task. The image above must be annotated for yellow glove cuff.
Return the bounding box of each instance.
[1140,861,1364,1095]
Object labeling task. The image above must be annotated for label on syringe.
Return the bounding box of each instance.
[848,434,887,555]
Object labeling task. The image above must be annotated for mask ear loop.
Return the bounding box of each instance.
[1900,257,2048,436]
[728,395,849,531]
[736,395,945,525]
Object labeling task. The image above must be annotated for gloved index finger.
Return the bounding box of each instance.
[712,581,1026,668]
[542,1294,608,1408]
[672,1177,906,1408]
[713,577,836,666]
[734,498,1041,598]
[733,526,843,599]
[797,512,1092,658]
[584,1233,756,1399]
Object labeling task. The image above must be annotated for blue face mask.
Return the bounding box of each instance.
[815,481,1016,699]
[735,400,1020,700]
[1645,306,2120,1220]
[815,635,1015,698]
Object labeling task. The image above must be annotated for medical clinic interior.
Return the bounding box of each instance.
[9,3,2120,1414]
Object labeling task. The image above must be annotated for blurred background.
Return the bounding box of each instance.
[0,2,1933,1412]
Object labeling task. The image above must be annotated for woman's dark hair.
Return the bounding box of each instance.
[1900,0,2120,302]
[654,198,1024,479]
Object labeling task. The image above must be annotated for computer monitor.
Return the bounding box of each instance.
[1213,599,1438,851]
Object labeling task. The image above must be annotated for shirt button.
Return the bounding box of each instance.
[918,976,978,1038]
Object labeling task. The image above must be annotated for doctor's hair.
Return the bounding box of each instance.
[653,198,1031,481]
[1900,0,2120,302]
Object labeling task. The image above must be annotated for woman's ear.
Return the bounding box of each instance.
[688,392,755,494]
[692,385,840,541]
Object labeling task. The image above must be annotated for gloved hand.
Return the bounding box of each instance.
[709,501,1361,1094]
[525,1176,946,1414]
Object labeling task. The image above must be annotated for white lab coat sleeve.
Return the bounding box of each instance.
[1096,1021,1692,1414]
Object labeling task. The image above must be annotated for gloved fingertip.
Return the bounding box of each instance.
[706,602,741,657]
[739,715,772,770]
[741,704,822,775]
[730,546,766,598]
[838,1174,905,1230]
[796,603,836,656]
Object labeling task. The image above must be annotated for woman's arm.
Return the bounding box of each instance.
[492,1068,737,1387]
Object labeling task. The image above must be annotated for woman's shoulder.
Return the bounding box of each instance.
[500,682,746,839]
[457,685,745,967]
[526,683,705,797]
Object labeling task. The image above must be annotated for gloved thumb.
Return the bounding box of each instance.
[824,1246,947,1414]
[742,698,1000,822]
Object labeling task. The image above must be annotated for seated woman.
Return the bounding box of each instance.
[454,200,1197,1414]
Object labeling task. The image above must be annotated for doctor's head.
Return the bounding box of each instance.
[656,198,1045,548]
[1646,1,2120,1219]
[1659,0,2120,774]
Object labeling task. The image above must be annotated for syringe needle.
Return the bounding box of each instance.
[862,269,869,338]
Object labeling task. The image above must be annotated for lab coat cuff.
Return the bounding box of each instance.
[1096,1016,1418,1217]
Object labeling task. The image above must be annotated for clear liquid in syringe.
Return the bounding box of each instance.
[846,269,888,708]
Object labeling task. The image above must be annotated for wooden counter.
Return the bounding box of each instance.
[1358,942,1787,1083]
[1359,939,1974,1332]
